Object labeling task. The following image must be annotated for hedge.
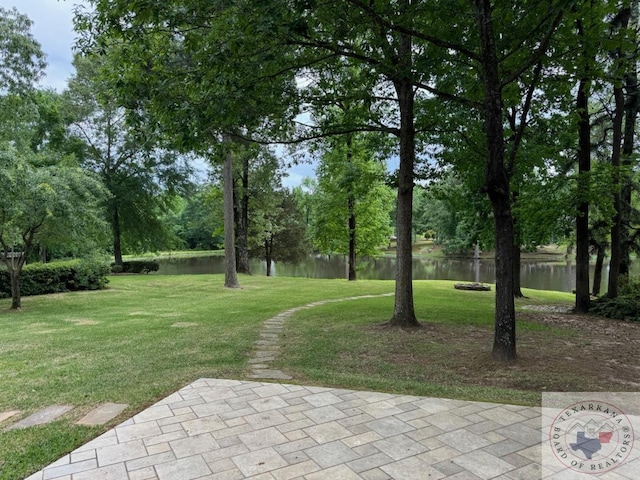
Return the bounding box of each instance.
[111,260,160,274]
[0,259,110,299]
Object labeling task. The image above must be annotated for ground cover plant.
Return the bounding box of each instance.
[1,275,638,478]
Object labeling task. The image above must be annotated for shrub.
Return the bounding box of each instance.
[589,275,640,321]
[69,259,111,290]
[120,260,160,274]
[0,259,110,298]
[111,264,124,274]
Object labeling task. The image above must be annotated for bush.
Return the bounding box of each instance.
[117,260,160,274]
[0,259,110,298]
[110,264,124,274]
[589,275,640,321]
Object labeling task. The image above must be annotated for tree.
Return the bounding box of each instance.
[618,3,640,277]
[64,54,192,265]
[0,7,46,149]
[404,0,568,358]
[310,134,394,280]
[80,0,585,359]
[0,7,46,95]
[415,172,493,254]
[562,1,615,311]
[0,149,108,309]
[76,1,299,287]
[167,185,224,251]
[229,143,284,275]
[250,190,309,276]
[29,89,87,159]
[606,2,639,298]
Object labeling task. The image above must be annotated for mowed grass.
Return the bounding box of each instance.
[0,274,394,479]
[0,275,574,479]
[273,282,576,405]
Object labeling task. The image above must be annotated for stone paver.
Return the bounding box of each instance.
[5,405,73,431]
[77,403,129,426]
[0,410,20,424]
[247,294,394,380]
[28,378,640,479]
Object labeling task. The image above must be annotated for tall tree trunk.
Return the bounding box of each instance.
[574,39,592,312]
[113,204,123,267]
[513,244,524,298]
[265,238,273,277]
[512,195,524,298]
[4,242,29,310]
[346,134,357,281]
[348,196,357,281]
[608,85,625,298]
[592,244,606,296]
[10,266,22,310]
[388,20,418,327]
[475,0,516,361]
[235,154,251,275]
[621,6,639,274]
[223,137,239,288]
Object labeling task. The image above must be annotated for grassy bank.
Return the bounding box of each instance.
[0,275,575,478]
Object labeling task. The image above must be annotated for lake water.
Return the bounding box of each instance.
[155,254,633,292]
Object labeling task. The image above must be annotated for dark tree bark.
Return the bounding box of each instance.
[512,195,524,299]
[575,79,591,313]
[347,196,357,281]
[607,85,625,298]
[1,229,35,310]
[223,139,240,288]
[592,244,606,297]
[346,134,357,281]
[235,154,251,275]
[620,10,639,275]
[113,204,123,267]
[387,22,418,327]
[265,237,273,276]
[10,268,21,310]
[574,16,592,313]
[513,244,524,298]
[474,0,516,362]
[607,5,632,296]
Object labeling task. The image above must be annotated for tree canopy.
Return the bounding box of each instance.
[0,6,46,95]
[73,0,640,361]
[0,148,108,309]
[64,53,193,264]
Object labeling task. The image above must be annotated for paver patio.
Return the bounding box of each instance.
[26,378,640,480]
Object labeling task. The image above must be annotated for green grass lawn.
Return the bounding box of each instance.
[0,274,573,479]
[273,282,576,405]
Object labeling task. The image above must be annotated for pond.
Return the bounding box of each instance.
[155,254,633,293]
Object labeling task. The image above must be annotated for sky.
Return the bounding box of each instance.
[0,0,81,92]
[0,0,314,186]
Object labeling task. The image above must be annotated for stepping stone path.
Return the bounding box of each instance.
[0,410,20,424]
[77,403,129,426]
[5,405,74,431]
[248,293,394,380]
[2,293,393,430]
[1,403,128,431]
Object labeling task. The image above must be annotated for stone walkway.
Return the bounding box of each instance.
[14,296,640,479]
[2,403,128,431]
[26,378,640,479]
[247,294,394,381]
